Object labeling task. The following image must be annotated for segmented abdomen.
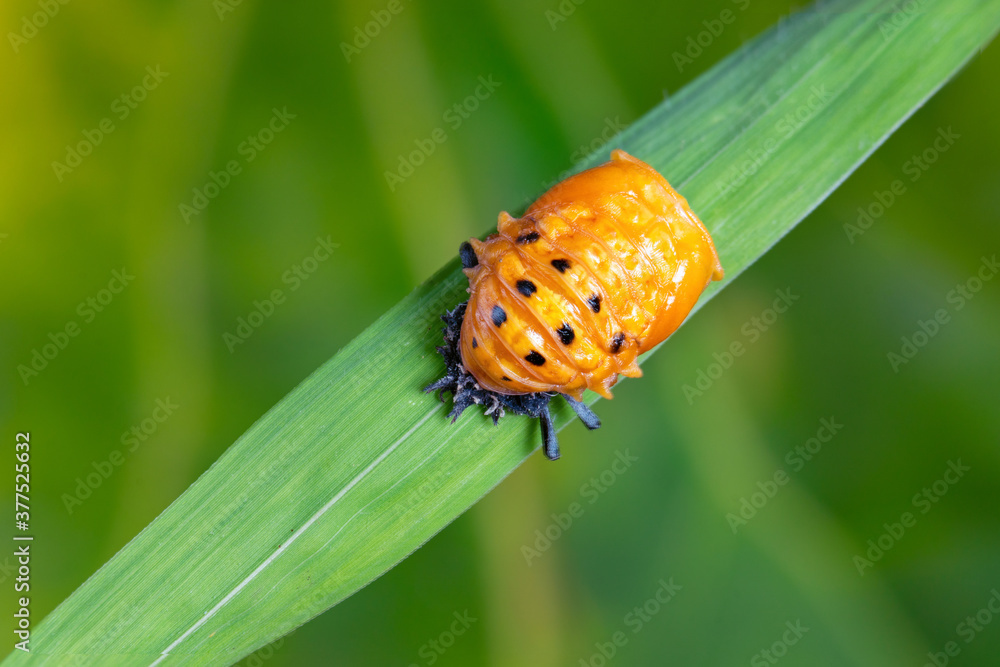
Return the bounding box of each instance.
[459,150,723,401]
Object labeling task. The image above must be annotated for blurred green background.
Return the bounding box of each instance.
[2,0,999,665]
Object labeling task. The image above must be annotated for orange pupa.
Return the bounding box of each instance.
[427,150,723,459]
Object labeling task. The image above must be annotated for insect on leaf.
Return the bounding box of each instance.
[7,0,999,664]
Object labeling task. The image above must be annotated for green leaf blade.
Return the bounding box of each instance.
[9,0,999,664]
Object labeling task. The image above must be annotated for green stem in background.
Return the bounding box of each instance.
[6,0,998,664]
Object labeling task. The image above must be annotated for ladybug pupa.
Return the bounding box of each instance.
[426,150,723,460]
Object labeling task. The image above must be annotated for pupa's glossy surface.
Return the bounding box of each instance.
[459,149,723,401]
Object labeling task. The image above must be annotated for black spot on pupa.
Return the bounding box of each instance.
[502,376,512,382]
[472,338,478,349]
[516,232,540,244]
[587,294,601,313]
[459,242,478,269]
[551,259,570,273]
[516,280,537,297]
[610,333,625,353]
[491,306,507,327]
[556,323,575,345]
[525,351,545,366]
[424,303,560,429]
